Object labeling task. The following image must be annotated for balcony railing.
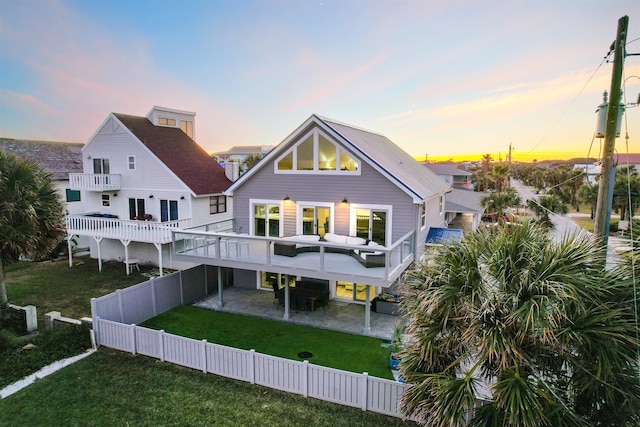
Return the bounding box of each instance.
[69,173,121,191]
[66,215,192,244]
[172,229,415,287]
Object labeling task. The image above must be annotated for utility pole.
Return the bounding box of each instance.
[594,15,628,248]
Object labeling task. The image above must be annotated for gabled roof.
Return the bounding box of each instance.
[113,114,230,196]
[0,138,83,180]
[424,163,473,176]
[227,114,450,202]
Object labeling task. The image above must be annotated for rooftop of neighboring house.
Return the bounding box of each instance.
[445,188,485,214]
[0,138,83,180]
[424,163,473,176]
[615,153,640,165]
[113,113,231,196]
[214,145,274,157]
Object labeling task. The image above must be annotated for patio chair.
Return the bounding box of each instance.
[270,279,281,306]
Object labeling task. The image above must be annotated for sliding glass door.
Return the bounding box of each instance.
[355,208,387,245]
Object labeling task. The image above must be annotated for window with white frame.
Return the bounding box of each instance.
[93,158,109,174]
[420,202,427,229]
[275,129,359,174]
[127,155,136,171]
[252,202,281,237]
[210,195,226,214]
[439,195,445,215]
[158,117,176,126]
[180,120,193,138]
[101,194,110,207]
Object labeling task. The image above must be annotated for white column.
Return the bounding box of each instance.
[363,285,371,334]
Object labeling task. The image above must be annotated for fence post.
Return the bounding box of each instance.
[130,324,136,355]
[360,372,369,411]
[94,316,101,347]
[302,360,309,397]
[91,297,97,326]
[159,330,165,362]
[201,339,207,373]
[179,271,184,305]
[249,349,256,384]
[151,278,157,316]
[117,289,124,323]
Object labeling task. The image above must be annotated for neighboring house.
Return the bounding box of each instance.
[213,145,273,165]
[573,163,600,185]
[424,163,474,190]
[0,138,91,249]
[65,106,233,275]
[444,188,485,231]
[173,114,450,334]
[614,153,640,171]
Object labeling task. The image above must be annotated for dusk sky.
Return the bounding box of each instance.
[1,1,639,162]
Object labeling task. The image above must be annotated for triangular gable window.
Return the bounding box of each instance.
[275,129,359,174]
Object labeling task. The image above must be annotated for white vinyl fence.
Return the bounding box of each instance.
[93,318,409,418]
[91,265,409,419]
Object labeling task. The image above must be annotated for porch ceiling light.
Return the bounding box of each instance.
[341,197,348,204]
[283,195,290,201]
[149,195,154,199]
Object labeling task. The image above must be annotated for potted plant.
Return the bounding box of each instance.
[389,323,403,370]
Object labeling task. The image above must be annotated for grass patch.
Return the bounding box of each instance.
[0,348,415,426]
[0,324,91,388]
[141,305,393,379]
[4,257,154,323]
[570,216,594,232]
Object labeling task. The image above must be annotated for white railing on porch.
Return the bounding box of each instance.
[69,173,121,191]
[172,229,415,286]
[66,215,192,244]
[94,317,409,419]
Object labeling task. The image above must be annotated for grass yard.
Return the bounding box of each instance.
[0,348,415,427]
[141,305,394,379]
[4,256,156,323]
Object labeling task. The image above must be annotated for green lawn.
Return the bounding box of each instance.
[0,348,415,427]
[4,257,156,323]
[141,305,394,379]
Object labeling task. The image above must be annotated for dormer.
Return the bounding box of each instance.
[146,106,196,139]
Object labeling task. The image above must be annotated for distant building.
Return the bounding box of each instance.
[213,145,273,165]
[615,153,640,171]
[424,163,474,190]
[573,163,600,184]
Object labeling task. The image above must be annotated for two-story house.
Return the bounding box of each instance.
[173,114,450,333]
[65,106,233,275]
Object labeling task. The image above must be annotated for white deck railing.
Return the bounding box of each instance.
[69,173,121,191]
[172,229,415,286]
[66,215,192,244]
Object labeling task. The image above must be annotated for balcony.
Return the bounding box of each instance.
[66,215,192,244]
[172,230,415,288]
[69,173,121,191]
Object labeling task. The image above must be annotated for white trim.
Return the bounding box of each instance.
[295,202,334,236]
[348,203,393,246]
[249,199,284,237]
[273,128,361,176]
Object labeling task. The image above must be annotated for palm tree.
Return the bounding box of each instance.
[487,163,510,193]
[0,151,65,305]
[400,222,640,426]
[578,183,599,219]
[480,188,521,216]
[527,194,568,227]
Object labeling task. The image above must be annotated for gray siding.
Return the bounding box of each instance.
[232,150,416,242]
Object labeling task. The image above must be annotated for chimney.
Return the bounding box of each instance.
[225,161,239,182]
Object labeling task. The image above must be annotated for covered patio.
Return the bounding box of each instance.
[193,287,403,340]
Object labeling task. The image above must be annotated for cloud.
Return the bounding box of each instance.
[0,90,56,114]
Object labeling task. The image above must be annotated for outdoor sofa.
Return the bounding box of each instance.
[273,233,386,268]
